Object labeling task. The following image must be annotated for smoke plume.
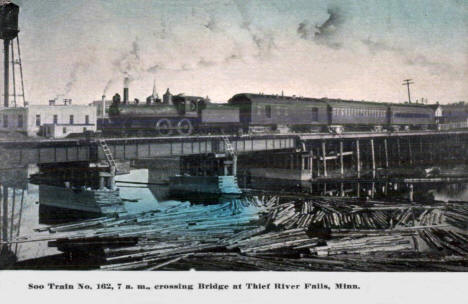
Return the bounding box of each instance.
[56,60,92,99]
[362,38,458,77]
[297,6,345,49]
[232,0,277,56]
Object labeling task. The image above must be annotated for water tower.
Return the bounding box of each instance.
[0,2,19,107]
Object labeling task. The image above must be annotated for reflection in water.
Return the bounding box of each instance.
[431,183,468,202]
[38,204,101,225]
[31,164,125,216]
[0,166,32,268]
[1,160,468,269]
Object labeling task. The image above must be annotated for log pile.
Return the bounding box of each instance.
[418,228,468,256]
[313,235,413,256]
[21,195,468,271]
[265,197,446,230]
[444,203,468,228]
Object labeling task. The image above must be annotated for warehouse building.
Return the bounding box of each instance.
[0,99,97,138]
[89,97,111,118]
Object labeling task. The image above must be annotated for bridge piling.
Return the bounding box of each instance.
[340,141,344,177]
[356,139,361,178]
[396,137,401,166]
[384,138,389,168]
[370,139,376,178]
[322,141,327,177]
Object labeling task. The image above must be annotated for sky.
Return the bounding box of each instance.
[4,0,468,105]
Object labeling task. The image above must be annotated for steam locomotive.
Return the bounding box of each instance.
[106,88,240,136]
[104,89,442,136]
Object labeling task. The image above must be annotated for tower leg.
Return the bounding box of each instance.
[4,39,10,108]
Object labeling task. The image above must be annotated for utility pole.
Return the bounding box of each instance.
[402,79,414,103]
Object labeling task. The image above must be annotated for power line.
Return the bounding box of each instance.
[402,79,414,103]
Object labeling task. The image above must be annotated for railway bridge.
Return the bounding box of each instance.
[0,131,467,181]
[0,134,296,169]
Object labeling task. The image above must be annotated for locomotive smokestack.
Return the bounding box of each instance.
[123,77,129,104]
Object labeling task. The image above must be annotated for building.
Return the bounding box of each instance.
[0,99,97,138]
[89,98,111,118]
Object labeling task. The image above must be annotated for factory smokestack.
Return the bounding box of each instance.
[123,77,129,104]
[101,95,106,125]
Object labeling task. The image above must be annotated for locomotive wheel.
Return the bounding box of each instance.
[155,119,172,136]
[176,119,193,136]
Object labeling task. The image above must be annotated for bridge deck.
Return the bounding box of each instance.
[0,130,466,167]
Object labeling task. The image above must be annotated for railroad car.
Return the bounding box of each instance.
[200,103,240,134]
[438,103,468,130]
[228,93,328,133]
[388,104,435,130]
[440,103,468,124]
[325,99,388,133]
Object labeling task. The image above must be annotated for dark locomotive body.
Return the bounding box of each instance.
[107,89,241,136]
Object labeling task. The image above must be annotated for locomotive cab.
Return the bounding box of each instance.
[172,95,206,116]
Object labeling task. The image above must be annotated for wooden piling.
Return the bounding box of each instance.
[322,141,327,177]
[384,138,389,168]
[316,148,321,177]
[2,186,8,246]
[419,136,423,165]
[429,136,434,163]
[397,138,401,166]
[9,187,16,244]
[340,141,344,177]
[233,155,238,176]
[409,184,414,202]
[309,150,314,180]
[408,137,413,165]
[446,134,450,160]
[370,139,376,178]
[356,140,361,178]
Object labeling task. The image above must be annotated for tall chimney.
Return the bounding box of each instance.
[101,95,106,123]
[123,77,129,104]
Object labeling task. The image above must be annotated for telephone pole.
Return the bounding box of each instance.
[402,79,414,103]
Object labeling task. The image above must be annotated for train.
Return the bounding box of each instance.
[103,86,454,136]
